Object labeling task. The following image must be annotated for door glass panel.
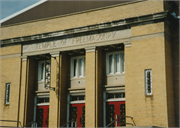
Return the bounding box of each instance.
[109,55,113,73]
[79,59,83,76]
[74,59,77,77]
[122,53,124,72]
[37,108,44,127]
[120,104,126,126]
[41,63,44,80]
[82,106,85,127]
[106,104,115,127]
[71,106,77,127]
[115,54,120,72]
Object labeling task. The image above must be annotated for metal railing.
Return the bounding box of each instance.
[22,121,37,128]
[0,120,22,127]
[61,119,77,127]
[106,115,135,127]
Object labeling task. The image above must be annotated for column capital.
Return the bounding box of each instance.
[50,52,60,58]
[85,46,96,53]
[124,41,131,47]
[21,56,27,61]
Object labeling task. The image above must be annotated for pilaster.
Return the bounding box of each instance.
[85,46,96,127]
[19,56,28,126]
[49,52,60,127]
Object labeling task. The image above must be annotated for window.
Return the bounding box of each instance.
[145,69,152,95]
[106,51,124,75]
[5,83,11,105]
[38,61,50,83]
[71,56,85,78]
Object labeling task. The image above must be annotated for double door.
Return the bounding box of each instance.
[36,105,49,127]
[106,101,125,127]
[70,103,85,127]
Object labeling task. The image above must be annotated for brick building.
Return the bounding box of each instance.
[0,0,179,127]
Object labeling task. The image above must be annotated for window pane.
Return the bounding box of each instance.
[79,59,83,76]
[41,63,44,80]
[5,83,10,104]
[122,53,124,72]
[74,59,77,76]
[115,54,120,72]
[109,55,113,73]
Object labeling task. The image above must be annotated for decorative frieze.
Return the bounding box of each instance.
[22,30,131,53]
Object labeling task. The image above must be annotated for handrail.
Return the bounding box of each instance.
[106,119,117,127]
[61,119,76,127]
[106,115,134,127]
[22,121,37,127]
[0,120,22,127]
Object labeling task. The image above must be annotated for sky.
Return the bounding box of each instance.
[0,0,41,20]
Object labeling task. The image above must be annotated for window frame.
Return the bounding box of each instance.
[71,56,85,78]
[145,69,152,96]
[5,83,11,105]
[38,60,50,82]
[106,51,125,75]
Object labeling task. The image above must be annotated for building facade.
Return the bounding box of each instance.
[0,0,179,127]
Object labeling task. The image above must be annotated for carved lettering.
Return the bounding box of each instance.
[22,30,126,53]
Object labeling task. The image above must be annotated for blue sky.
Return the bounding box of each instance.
[0,0,41,20]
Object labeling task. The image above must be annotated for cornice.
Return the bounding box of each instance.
[1,11,172,47]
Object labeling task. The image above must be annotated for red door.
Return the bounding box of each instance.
[36,105,49,127]
[106,101,125,127]
[70,103,85,127]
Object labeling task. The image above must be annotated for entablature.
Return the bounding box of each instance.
[1,11,174,47]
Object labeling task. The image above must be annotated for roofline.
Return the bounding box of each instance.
[0,0,48,24]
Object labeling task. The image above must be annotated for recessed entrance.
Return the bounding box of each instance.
[106,101,125,127]
[69,103,85,127]
[36,105,49,127]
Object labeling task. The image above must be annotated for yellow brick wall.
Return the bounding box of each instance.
[1,0,164,40]
[125,22,170,127]
[0,45,21,56]
[0,46,22,127]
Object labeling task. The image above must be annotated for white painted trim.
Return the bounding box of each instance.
[0,0,48,23]
[123,41,131,47]
[50,52,59,57]
[36,103,49,106]
[70,101,85,104]
[85,46,96,52]
[106,98,125,102]
[21,56,27,61]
